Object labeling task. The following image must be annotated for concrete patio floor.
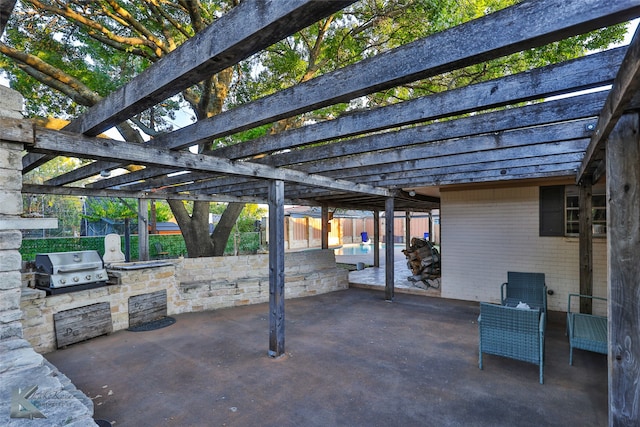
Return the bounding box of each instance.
[336,245,441,297]
[45,288,608,427]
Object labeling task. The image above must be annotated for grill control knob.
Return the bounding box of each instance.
[96,273,103,279]
[73,276,79,282]
[86,275,92,280]
[59,278,66,285]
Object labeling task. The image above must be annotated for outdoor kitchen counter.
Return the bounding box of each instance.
[20,250,348,354]
[19,261,179,354]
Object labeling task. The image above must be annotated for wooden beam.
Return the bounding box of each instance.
[88,167,187,190]
[29,127,391,197]
[579,181,593,314]
[578,24,640,183]
[183,112,598,197]
[51,0,636,184]
[606,113,640,425]
[358,163,578,188]
[20,184,261,203]
[53,163,175,188]
[302,120,593,175]
[385,198,395,301]
[74,49,620,190]
[267,104,600,172]
[268,180,285,358]
[151,0,639,153]
[66,0,355,136]
[215,48,624,160]
[355,151,585,183]
[152,94,602,197]
[22,0,356,171]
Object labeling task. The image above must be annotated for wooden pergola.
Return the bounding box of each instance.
[2,1,640,424]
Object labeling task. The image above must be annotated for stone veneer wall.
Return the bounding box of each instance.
[0,87,96,426]
[21,249,348,354]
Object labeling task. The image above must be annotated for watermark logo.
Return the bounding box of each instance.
[10,386,46,419]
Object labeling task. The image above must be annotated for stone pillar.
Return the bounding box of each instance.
[0,87,28,344]
[0,86,96,425]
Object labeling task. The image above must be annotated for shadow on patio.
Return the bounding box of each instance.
[45,288,607,426]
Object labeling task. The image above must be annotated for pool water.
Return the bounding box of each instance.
[334,243,402,256]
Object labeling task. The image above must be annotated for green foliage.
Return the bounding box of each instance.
[20,233,260,261]
[83,198,137,222]
[151,201,173,223]
[209,203,266,232]
[83,198,173,223]
[21,157,90,237]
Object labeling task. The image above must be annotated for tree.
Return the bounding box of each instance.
[1,0,241,257]
[1,1,626,255]
[82,197,172,236]
[209,202,267,232]
[21,154,88,237]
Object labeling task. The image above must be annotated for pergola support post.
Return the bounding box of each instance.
[321,204,329,249]
[268,180,285,358]
[405,212,411,251]
[385,197,395,301]
[138,198,149,261]
[373,210,380,268]
[606,113,640,425]
[578,181,593,313]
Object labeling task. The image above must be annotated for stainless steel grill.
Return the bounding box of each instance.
[35,250,108,289]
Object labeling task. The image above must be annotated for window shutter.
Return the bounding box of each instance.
[540,186,564,236]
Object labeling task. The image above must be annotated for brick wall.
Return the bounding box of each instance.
[21,250,348,353]
[440,186,607,314]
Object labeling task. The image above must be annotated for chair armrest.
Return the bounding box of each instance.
[500,282,508,304]
[568,293,607,314]
[539,312,546,333]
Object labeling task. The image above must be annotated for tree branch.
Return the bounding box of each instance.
[0,41,101,105]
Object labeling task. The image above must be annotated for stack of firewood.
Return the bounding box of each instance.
[401,237,441,282]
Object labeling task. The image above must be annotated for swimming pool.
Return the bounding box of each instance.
[333,243,403,256]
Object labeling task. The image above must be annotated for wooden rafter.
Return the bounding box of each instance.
[577,22,640,183]
[27,126,390,197]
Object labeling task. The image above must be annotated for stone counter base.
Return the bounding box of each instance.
[21,250,348,354]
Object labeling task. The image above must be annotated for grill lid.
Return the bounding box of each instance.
[35,250,108,288]
[36,250,104,274]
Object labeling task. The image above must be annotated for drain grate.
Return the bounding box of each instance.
[127,316,176,332]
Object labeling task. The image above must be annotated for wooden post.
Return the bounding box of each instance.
[150,200,157,234]
[124,218,131,262]
[321,204,329,249]
[138,199,149,261]
[405,212,411,251]
[373,210,380,268]
[607,113,640,425]
[287,215,294,250]
[385,197,395,301]
[578,181,593,313]
[268,180,285,358]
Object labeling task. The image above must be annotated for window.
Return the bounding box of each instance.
[540,185,606,237]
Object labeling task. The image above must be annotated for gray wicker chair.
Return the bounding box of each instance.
[501,271,547,322]
[567,293,607,365]
[478,302,545,384]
